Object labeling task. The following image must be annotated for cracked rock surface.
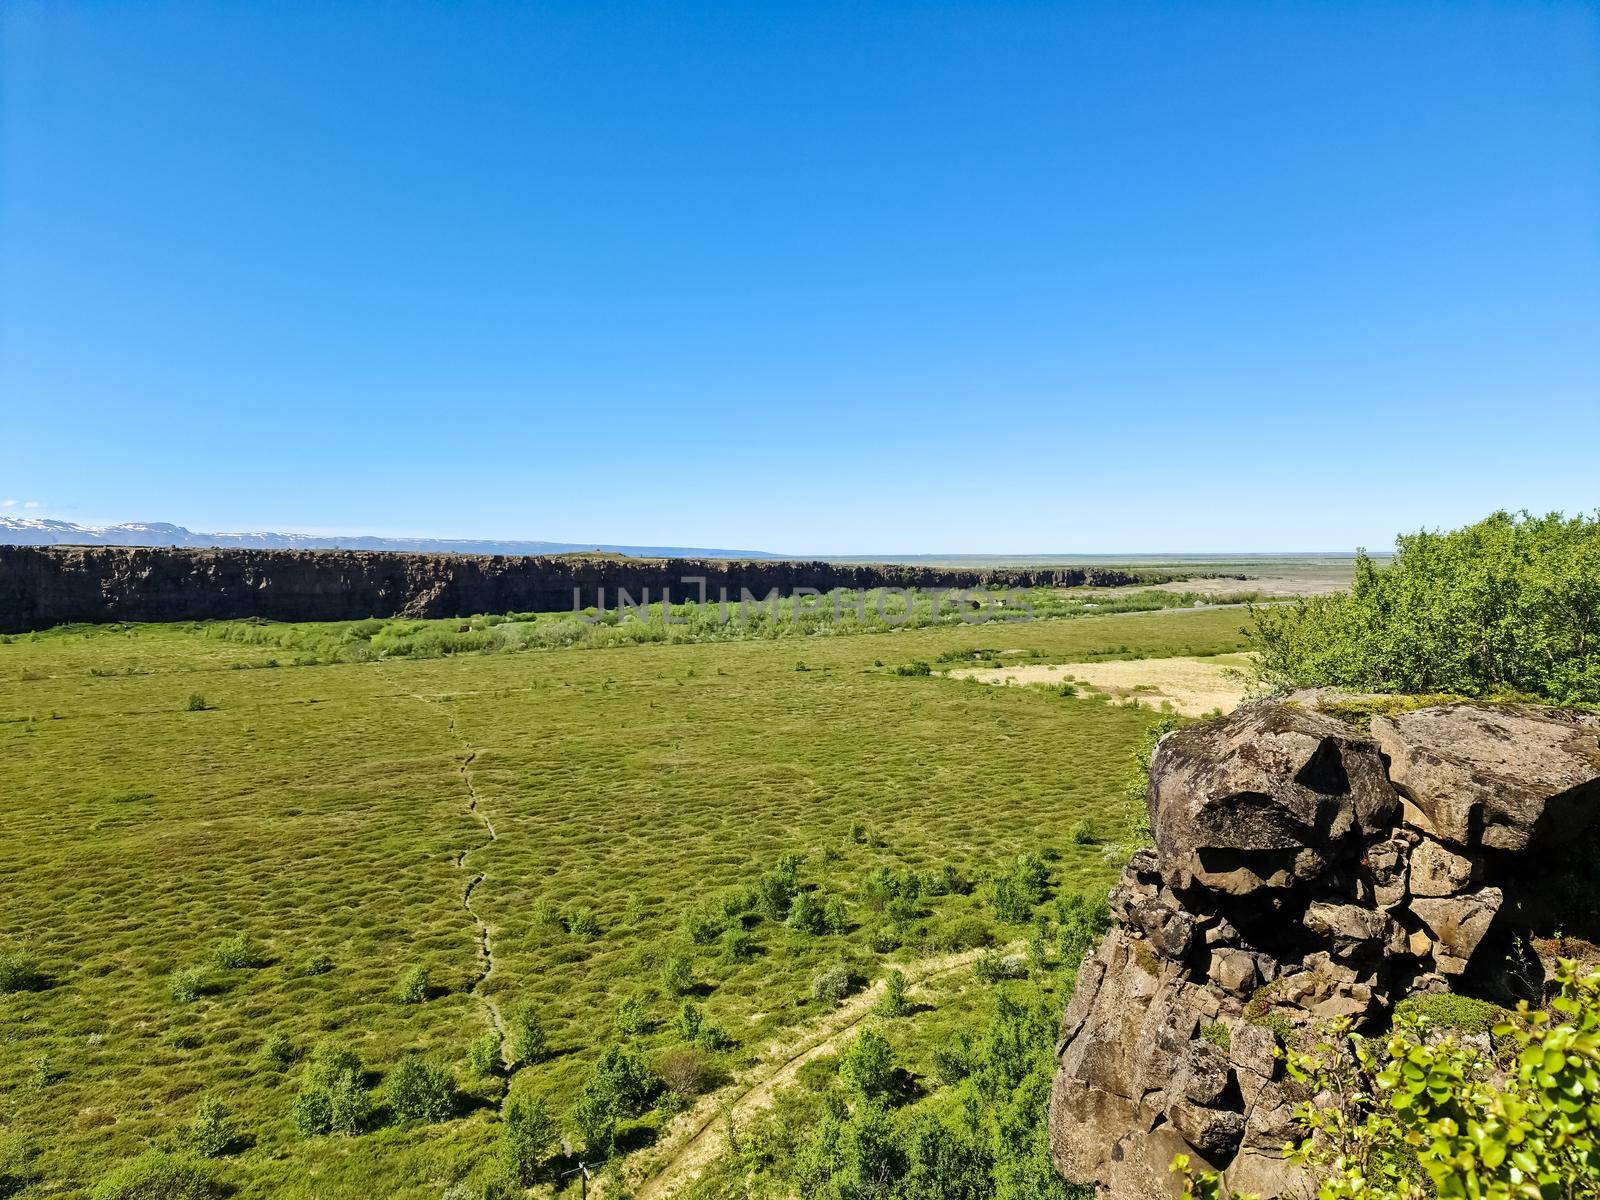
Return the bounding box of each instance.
[1050,696,1600,1198]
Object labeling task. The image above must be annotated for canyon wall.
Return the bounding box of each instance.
[0,545,1174,633]
[1050,694,1600,1197]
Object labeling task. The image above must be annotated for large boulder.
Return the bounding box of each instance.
[1372,704,1600,852]
[1150,702,1398,899]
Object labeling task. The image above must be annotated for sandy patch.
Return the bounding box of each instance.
[949,653,1257,717]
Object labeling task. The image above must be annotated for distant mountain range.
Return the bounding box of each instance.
[0,517,777,560]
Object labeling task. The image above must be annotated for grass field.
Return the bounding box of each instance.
[0,604,1250,1198]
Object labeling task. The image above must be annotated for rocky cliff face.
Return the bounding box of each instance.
[0,545,1166,633]
[1049,695,1600,1198]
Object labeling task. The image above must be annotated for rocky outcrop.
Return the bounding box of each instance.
[0,545,1179,633]
[1050,696,1600,1198]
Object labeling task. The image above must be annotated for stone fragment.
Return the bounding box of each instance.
[1372,704,1600,851]
[1209,948,1259,995]
[1409,839,1476,897]
[1304,900,1392,960]
[1409,887,1503,975]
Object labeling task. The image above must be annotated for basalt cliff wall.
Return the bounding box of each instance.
[1049,694,1600,1198]
[0,545,1169,633]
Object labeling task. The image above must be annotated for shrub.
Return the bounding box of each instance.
[1251,510,1600,704]
[927,915,994,952]
[876,969,909,1017]
[1069,820,1099,846]
[305,1040,363,1089]
[653,1045,719,1097]
[839,1029,896,1102]
[563,906,602,940]
[821,896,851,934]
[974,951,1027,983]
[614,993,650,1037]
[89,1152,223,1200]
[1056,891,1111,966]
[189,1098,240,1157]
[719,928,758,963]
[507,1002,548,1066]
[785,891,827,935]
[395,963,432,1005]
[501,1091,557,1186]
[299,951,335,976]
[168,966,218,1003]
[292,1087,334,1138]
[258,1032,298,1070]
[183,694,209,712]
[212,934,268,969]
[327,1071,370,1135]
[660,950,696,994]
[755,858,801,920]
[387,1055,455,1123]
[894,661,932,677]
[929,1030,975,1086]
[811,965,859,1006]
[468,1033,502,1077]
[1191,959,1600,1200]
[0,950,46,994]
[681,901,726,945]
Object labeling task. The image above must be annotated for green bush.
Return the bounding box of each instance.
[394,963,432,1005]
[387,1055,455,1123]
[681,901,726,945]
[1251,510,1600,704]
[0,950,46,994]
[1183,960,1600,1200]
[614,993,650,1037]
[305,1040,363,1089]
[89,1152,223,1200]
[507,1001,548,1066]
[327,1072,370,1136]
[501,1091,557,1186]
[211,934,268,969]
[468,1033,502,1077]
[875,969,909,1017]
[183,694,209,712]
[719,928,758,963]
[786,890,827,935]
[188,1098,240,1157]
[660,950,696,995]
[258,1032,297,1070]
[292,1087,334,1138]
[563,905,602,940]
[810,965,859,1005]
[838,1029,895,1102]
[894,660,933,677]
[168,965,218,1003]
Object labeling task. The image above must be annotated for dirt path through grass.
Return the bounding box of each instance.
[624,943,1012,1200]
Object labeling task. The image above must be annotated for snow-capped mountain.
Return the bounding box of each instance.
[0,517,775,559]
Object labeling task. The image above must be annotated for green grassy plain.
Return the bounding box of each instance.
[0,605,1249,1198]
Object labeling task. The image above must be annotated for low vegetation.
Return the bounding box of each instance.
[0,605,1247,1196]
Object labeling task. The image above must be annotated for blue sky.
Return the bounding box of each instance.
[2,2,1596,554]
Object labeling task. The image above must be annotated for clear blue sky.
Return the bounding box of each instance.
[3,2,1596,554]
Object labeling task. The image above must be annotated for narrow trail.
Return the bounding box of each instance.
[624,942,1016,1200]
[401,685,507,1063]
